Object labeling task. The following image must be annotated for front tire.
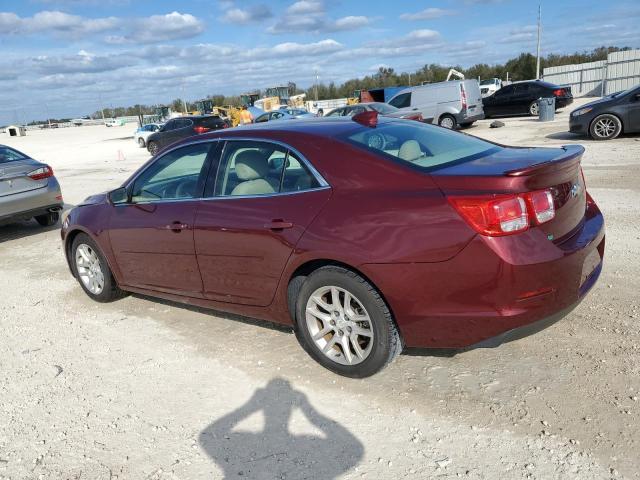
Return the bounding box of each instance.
[589,114,622,140]
[438,114,457,129]
[529,101,540,116]
[34,211,59,226]
[295,266,402,378]
[71,233,125,302]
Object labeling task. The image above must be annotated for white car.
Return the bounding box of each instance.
[133,123,162,148]
[105,119,125,127]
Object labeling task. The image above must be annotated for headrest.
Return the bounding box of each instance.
[398,140,422,162]
[235,150,269,180]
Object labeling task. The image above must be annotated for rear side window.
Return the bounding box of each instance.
[341,121,500,171]
[0,146,27,163]
[389,93,411,109]
[213,141,321,197]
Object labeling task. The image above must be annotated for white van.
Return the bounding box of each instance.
[387,80,484,129]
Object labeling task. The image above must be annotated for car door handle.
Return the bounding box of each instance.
[162,222,190,232]
[412,108,418,111]
[265,219,293,230]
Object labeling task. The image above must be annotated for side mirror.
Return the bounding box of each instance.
[109,187,128,205]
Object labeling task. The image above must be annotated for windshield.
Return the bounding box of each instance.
[341,121,500,171]
[611,85,639,98]
[480,79,495,85]
[0,146,27,163]
[369,103,398,114]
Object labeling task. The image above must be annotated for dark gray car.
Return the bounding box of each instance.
[569,84,640,140]
[0,145,63,226]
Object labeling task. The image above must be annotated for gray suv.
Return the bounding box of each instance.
[0,145,63,226]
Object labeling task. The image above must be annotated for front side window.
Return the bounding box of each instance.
[214,141,320,197]
[341,121,500,171]
[131,143,212,202]
[389,93,411,109]
[255,114,269,123]
[326,109,343,117]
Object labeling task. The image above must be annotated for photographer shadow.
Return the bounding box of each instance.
[199,378,364,479]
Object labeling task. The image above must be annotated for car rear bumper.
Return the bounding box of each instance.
[556,97,574,109]
[455,111,485,124]
[361,198,605,348]
[0,178,63,223]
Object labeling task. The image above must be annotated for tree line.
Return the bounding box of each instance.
[83,46,628,120]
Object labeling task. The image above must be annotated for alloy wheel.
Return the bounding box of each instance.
[594,118,617,138]
[530,102,539,116]
[305,286,374,366]
[75,244,105,295]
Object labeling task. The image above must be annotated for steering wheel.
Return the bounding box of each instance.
[175,179,197,198]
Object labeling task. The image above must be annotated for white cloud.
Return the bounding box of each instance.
[0,10,204,43]
[221,5,272,24]
[400,8,457,21]
[287,0,325,15]
[269,0,369,33]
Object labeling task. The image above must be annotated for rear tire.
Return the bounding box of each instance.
[71,233,126,303]
[294,266,402,378]
[147,141,159,156]
[589,114,622,141]
[34,211,59,227]
[438,114,457,129]
[137,137,145,148]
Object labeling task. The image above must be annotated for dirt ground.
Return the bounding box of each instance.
[1,100,639,479]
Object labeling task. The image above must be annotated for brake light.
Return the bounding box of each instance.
[449,189,556,236]
[352,110,378,127]
[194,126,210,134]
[525,190,555,224]
[553,89,564,97]
[460,84,468,110]
[449,195,528,236]
[28,166,54,180]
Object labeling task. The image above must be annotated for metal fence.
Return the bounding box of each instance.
[542,49,640,97]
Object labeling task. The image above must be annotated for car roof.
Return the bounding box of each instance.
[194,115,399,142]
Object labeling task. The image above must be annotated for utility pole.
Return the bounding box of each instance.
[314,70,319,102]
[535,4,542,79]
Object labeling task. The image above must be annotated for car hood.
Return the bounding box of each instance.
[571,96,613,112]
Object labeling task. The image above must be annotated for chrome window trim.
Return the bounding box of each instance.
[117,136,330,206]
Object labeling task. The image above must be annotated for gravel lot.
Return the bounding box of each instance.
[1,101,639,479]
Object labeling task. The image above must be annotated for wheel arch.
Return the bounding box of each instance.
[64,227,119,283]
[285,258,401,339]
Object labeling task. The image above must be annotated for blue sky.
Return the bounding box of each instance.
[0,0,638,124]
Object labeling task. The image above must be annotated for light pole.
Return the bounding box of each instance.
[535,4,542,79]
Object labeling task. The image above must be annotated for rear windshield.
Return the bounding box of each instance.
[341,121,500,171]
[0,146,27,164]
[369,103,398,114]
[199,116,223,127]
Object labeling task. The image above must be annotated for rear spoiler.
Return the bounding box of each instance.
[505,144,584,177]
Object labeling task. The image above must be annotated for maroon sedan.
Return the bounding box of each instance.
[61,112,605,377]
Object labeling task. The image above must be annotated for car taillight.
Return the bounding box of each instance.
[525,190,555,224]
[28,166,54,180]
[449,189,556,236]
[460,84,468,110]
[194,126,210,134]
[553,89,564,97]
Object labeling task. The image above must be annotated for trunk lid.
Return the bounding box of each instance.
[431,144,587,241]
[0,159,48,197]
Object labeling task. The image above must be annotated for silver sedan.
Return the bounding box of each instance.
[0,145,63,226]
